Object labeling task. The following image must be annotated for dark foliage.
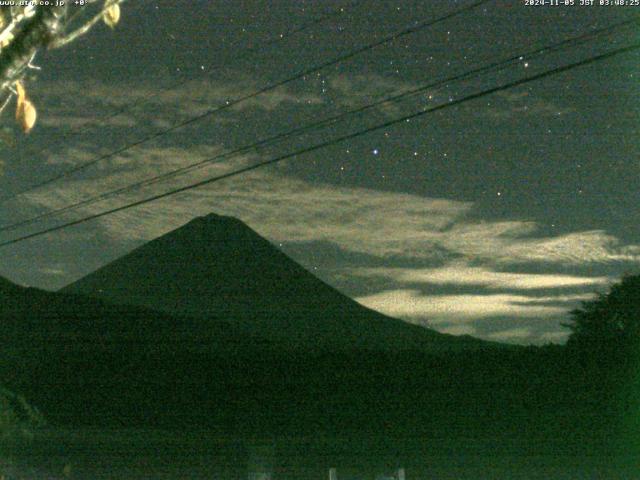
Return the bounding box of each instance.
[565,274,640,359]
[562,274,640,448]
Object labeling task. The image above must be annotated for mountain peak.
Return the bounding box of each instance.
[202,212,240,222]
[191,212,244,226]
[161,212,262,249]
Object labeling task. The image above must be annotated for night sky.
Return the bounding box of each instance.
[0,0,637,344]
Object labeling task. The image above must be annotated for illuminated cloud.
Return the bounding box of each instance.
[32,78,325,130]
[20,153,640,269]
[351,264,610,290]
[485,327,535,343]
[355,289,572,324]
[40,267,66,276]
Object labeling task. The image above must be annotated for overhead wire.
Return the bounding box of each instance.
[0,41,636,248]
[0,17,635,234]
[0,0,491,205]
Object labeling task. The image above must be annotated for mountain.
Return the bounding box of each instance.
[0,277,598,441]
[0,273,512,434]
[0,275,274,426]
[62,213,486,352]
[0,214,493,430]
[0,275,266,360]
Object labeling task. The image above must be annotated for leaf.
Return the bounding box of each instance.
[103,3,120,29]
[0,32,14,49]
[16,81,37,133]
[15,80,26,108]
[16,99,36,134]
[15,82,36,134]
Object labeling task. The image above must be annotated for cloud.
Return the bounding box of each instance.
[439,223,640,266]
[19,143,640,270]
[485,327,536,343]
[40,267,66,276]
[329,74,424,116]
[37,113,138,130]
[355,289,573,325]
[21,154,471,251]
[439,324,477,337]
[352,264,610,290]
[486,90,575,120]
[350,263,601,343]
[538,330,570,343]
[330,74,417,103]
[32,78,325,128]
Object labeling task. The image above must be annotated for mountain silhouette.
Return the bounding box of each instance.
[0,275,276,425]
[0,214,495,429]
[0,275,266,358]
[62,213,485,352]
[1,258,599,441]
[0,273,505,433]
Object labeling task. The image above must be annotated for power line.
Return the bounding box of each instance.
[1,20,635,233]
[0,42,636,249]
[0,0,490,205]
[0,17,634,234]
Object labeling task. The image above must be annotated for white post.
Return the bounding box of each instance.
[329,467,338,480]
[397,468,406,480]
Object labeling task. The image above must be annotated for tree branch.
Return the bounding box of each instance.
[0,6,67,90]
[49,0,127,50]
